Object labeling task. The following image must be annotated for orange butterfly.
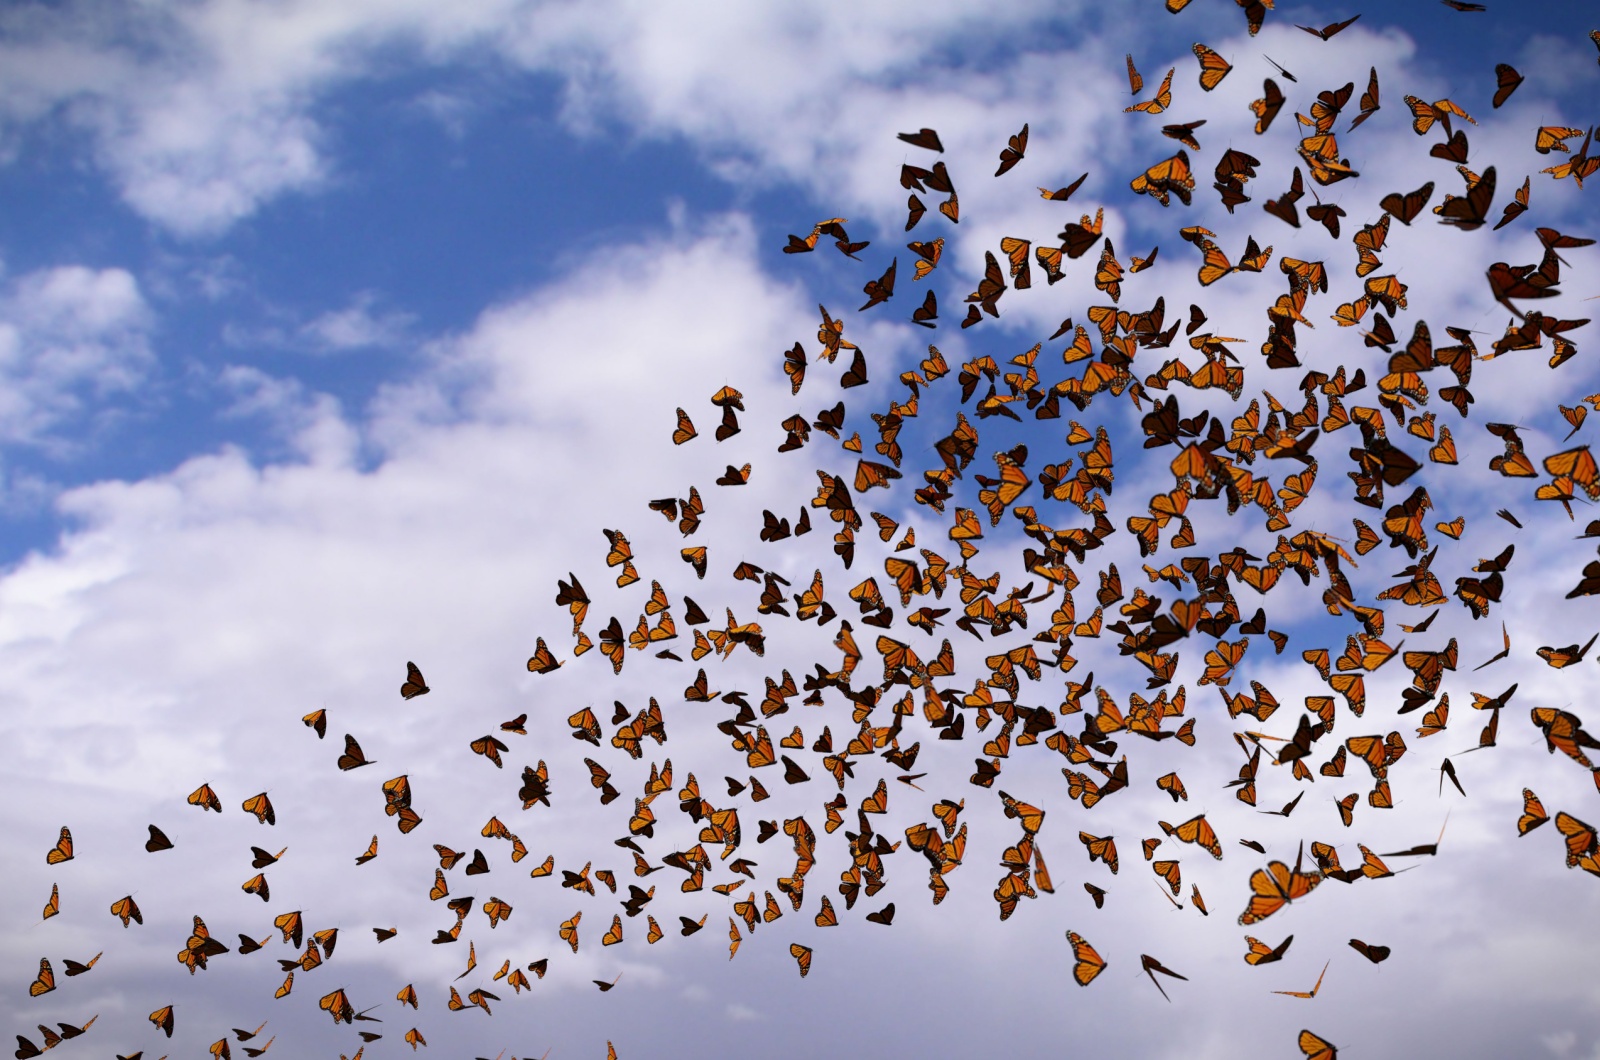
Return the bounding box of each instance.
[1067,930,1107,985]
[1192,43,1232,90]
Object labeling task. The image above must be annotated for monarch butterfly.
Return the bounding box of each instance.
[241,792,275,825]
[1435,165,1496,229]
[42,824,73,865]
[1275,960,1329,998]
[898,127,943,151]
[1381,181,1434,224]
[1536,126,1585,154]
[29,958,54,996]
[1250,78,1285,134]
[241,873,269,902]
[150,1004,175,1037]
[1130,151,1194,207]
[1192,43,1231,90]
[188,782,221,812]
[526,637,562,674]
[1519,789,1550,835]
[1349,938,1391,964]
[1298,1029,1338,1060]
[336,734,371,771]
[1164,813,1223,859]
[1079,831,1119,874]
[1244,934,1293,965]
[62,951,100,977]
[110,894,143,927]
[1405,95,1476,136]
[1067,930,1107,985]
[1127,67,1175,115]
[1556,812,1599,867]
[399,661,429,699]
[859,259,897,311]
[559,911,581,953]
[1153,859,1182,895]
[995,123,1028,176]
[1238,856,1322,925]
[1545,447,1600,501]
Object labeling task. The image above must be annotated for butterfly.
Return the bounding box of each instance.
[1349,939,1391,964]
[29,958,54,997]
[1067,930,1107,985]
[1492,63,1523,108]
[1192,43,1231,90]
[1435,166,1496,229]
[45,825,73,864]
[527,637,562,674]
[1126,68,1175,115]
[1381,181,1434,224]
[1251,79,1285,134]
[995,123,1028,176]
[898,127,943,151]
[400,661,429,699]
[188,782,221,812]
[860,259,897,311]
[1239,853,1323,925]
[1244,934,1293,965]
[1141,954,1189,1002]
[1274,960,1330,998]
[301,708,327,738]
[1519,789,1551,835]
[337,734,372,770]
[1299,1029,1339,1060]
[1299,14,1360,38]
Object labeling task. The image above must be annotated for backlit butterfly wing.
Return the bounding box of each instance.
[28,958,54,997]
[1067,930,1107,985]
[188,782,222,812]
[46,826,73,864]
[1298,1029,1338,1060]
[790,943,813,978]
[241,792,275,825]
[1243,934,1293,965]
[1556,812,1599,867]
[1192,43,1232,91]
[111,895,143,927]
[1519,789,1550,835]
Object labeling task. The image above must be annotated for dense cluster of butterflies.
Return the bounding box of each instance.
[18,5,1600,1059]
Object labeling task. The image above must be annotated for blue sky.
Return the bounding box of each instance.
[3,2,1600,1058]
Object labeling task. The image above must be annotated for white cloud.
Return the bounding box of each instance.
[301,292,415,352]
[0,264,153,449]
